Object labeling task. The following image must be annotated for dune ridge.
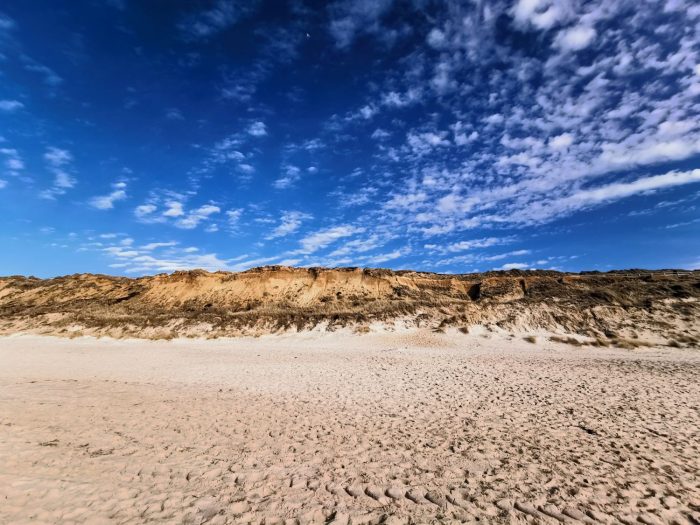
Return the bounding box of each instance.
[0,266,698,345]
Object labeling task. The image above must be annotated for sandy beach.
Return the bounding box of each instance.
[1,330,699,524]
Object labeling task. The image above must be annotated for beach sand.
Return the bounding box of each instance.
[0,330,698,524]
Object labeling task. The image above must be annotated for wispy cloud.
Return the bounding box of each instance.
[555,24,597,51]
[296,225,364,254]
[226,208,243,229]
[133,194,223,231]
[266,210,312,240]
[328,235,384,257]
[273,165,302,189]
[175,204,221,229]
[178,0,259,40]
[362,247,410,265]
[328,0,395,49]
[0,147,24,177]
[247,120,267,137]
[40,147,76,199]
[165,108,184,120]
[3,1,699,274]
[0,99,24,112]
[424,237,515,255]
[89,182,127,210]
[23,61,62,86]
[0,12,16,31]
[348,0,700,246]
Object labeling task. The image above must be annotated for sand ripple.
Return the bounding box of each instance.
[0,333,698,524]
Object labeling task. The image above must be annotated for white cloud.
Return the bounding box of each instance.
[433,249,532,269]
[424,237,514,255]
[179,0,257,40]
[426,28,446,49]
[0,100,23,112]
[175,204,221,229]
[273,165,302,189]
[44,147,72,167]
[226,208,243,225]
[555,25,596,51]
[407,131,450,156]
[297,225,364,254]
[9,1,699,273]
[599,138,700,171]
[224,209,244,232]
[511,0,566,30]
[134,197,223,230]
[0,12,16,30]
[237,163,255,176]
[384,190,428,211]
[363,247,410,265]
[247,121,267,137]
[510,169,700,225]
[4,157,23,171]
[498,262,529,270]
[115,248,235,273]
[105,247,139,258]
[163,200,185,217]
[0,147,24,174]
[453,123,478,145]
[561,169,700,207]
[657,120,695,137]
[54,172,75,188]
[24,62,62,86]
[196,131,263,180]
[135,204,157,220]
[141,241,178,251]
[166,108,184,120]
[329,235,385,257]
[277,258,302,266]
[328,0,394,49]
[371,128,391,140]
[359,105,376,119]
[89,182,128,210]
[664,217,700,229]
[266,210,312,239]
[40,147,76,199]
[359,1,700,244]
[549,132,574,150]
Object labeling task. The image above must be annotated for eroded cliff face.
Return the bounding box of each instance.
[0,266,698,346]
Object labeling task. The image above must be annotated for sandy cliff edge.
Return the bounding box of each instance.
[0,266,698,346]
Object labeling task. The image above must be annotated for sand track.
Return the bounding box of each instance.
[0,332,698,524]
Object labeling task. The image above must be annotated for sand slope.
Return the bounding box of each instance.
[0,267,698,346]
[1,332,698,524]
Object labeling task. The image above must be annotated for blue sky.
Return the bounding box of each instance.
[1,0,699,277]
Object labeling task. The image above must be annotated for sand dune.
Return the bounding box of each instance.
[1,331,699,524]
[1,267,698,523]
[0,267,698,346]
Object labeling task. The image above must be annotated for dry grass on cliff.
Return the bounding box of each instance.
[0,267,698,346]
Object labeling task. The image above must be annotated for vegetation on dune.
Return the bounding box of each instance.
[0,267,698,347]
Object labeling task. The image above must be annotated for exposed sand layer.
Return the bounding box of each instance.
[1,331,698,524]
[1,267,699,347]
